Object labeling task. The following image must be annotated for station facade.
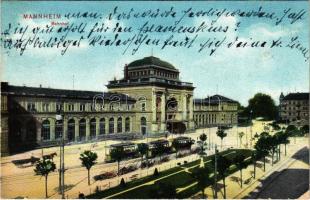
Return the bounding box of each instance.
[1,56,238,155]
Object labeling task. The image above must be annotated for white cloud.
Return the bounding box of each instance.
[248,22,304,40]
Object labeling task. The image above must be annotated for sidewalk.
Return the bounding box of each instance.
[194,139,308,199]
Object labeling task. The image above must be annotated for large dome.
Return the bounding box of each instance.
[127,56,176,70]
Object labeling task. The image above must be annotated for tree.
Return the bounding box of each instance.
[216,129,227,149]
[172,139,181,158]
[153,142,166,162]
[191,167,213,198]
[245,93,277,120]
[34,158,56,198]
[80,150,98,185]
[233,154,248,188]
[254,132,270,172]
[274,131,288,159]
[286,125,300,143]
[110,147,126,175]
[199,133,207,154]
[154,168,159,176]
[120,178,126,187]
[251,151,261,179]
[238,132,245,148]
[269,121,281,131]
[137,143,149,166]
[267,134,280,166]
[213,155,231,199]
[286,125,298,136]
[282,131,290,156]
[300,125,309,136]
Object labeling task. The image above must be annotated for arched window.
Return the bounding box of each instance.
[117,117,122,133]
[141,117,147,135]
[125,117,130,132]
[41,120,50,140]
[55,120,63,139]
[90,118,96,138]
[68,119,75,141]
[99,118,105,135]
[79,119,86,140]
[109,118,114,134]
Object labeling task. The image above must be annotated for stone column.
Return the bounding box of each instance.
[189,95,194,129]
[63,118,68,140]
[36,120,42,142]
[130,116,133,133]
[50,118,55,140]
[85,118,90,140]
[95,117,100,136]
[122,117,125,133]
[189,95,193,120]
[160,93,166,131]
[74,118,79,141]
[113,117,117,133]
[105,117,109,134]
[152,90,157,122]
[182,94,187,121]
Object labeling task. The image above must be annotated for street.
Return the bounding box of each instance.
[1,120,302,199]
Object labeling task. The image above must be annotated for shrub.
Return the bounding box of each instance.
[154,168,159,176]
[95,186,100,193]
[120,178,126,187]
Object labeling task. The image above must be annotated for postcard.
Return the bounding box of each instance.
[0,0,309,199]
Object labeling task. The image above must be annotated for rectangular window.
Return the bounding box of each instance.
[27,102,36,112]
[56,103,63,112]
[80,104,85,111]
[42,103,49,112]
[68,104,74,111]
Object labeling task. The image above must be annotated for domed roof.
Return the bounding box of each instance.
[127,56,176,70]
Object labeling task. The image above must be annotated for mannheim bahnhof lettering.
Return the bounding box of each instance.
[1,56,238,155]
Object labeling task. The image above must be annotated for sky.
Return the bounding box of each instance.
[1,1,309,106]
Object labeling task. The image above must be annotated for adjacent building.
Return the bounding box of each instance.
[1,56,239,155]
[193,95,238,128]
[279,92,309,126]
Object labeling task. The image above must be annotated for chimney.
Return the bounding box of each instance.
[124,64,128,80]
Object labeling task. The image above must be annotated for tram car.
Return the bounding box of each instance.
[105,142,139,162]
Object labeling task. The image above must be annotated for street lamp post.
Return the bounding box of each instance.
[208,127,211,150]
[250,110,253,148]
[208,96,211,150]
[214,144,218,199]
[56,101,65,199]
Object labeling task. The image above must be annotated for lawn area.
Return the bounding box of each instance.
[87,148,253,199]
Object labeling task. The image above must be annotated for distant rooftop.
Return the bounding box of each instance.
[1,82,135,101]
[194,94,238,105]
[283,92,309,101]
